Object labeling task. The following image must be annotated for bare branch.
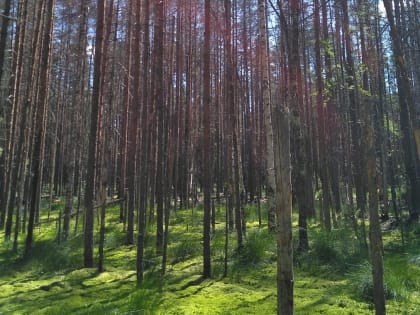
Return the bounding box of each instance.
[0,13,16,21]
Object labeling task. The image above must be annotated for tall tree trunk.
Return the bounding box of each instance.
[314,0,332,232]
[202,0,211,279]
[341,0,368,249]
[25,0,55,256]
[225,0,242,250]
[0,0,12,82]
[153,0,165,255]
[274,107,293,315]
[258,0,276,232]
[273,1,297,312]
[126,0,140,246]
[365,48,386,315]
[358,1,386,311]
[136,0,150,284]
[2,0,27,233]
[118,0,132,224]
[63,0,88,241]
[84,0,106,267]
[384,0,420,221]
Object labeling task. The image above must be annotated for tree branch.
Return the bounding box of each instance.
[0,13,17,21]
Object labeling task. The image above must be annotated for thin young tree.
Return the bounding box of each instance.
[25,0,55,255]
[84,0,106,267]
[0,0,12,83]
[258,0,276,232]
[136,0,150,284]
[384,0,420,221]
[202,0,211,279]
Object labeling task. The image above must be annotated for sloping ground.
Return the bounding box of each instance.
[1,205,420,314]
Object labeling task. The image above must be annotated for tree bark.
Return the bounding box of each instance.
[84,0,106,267]
[202,0,211,279]
[153,0,165,255]
[258,0,276,232]
[384,0,420,221]
[25,0,55,256]
[136,0,150,284]
[274,107,293,315]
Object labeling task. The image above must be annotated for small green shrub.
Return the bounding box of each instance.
[311,232,340,263]
[26,240,81,272]
[104,230,125,249]
[309,228,366,272]
[170,239,201,264]
[235,229,272,266]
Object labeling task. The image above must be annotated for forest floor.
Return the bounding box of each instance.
[1,199,420,314]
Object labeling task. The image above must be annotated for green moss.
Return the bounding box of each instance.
[1,204,420,314]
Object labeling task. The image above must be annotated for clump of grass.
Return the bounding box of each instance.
[350,262,397,302]
[123,273,162,314]
[27,240,82,272]
[169,238,201,264]
[308,228,366,273]
[234,229,273,267]
[104,230,125,249]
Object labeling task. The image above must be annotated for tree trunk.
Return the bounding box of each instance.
[84,0,106,267]
[274,107,293,315]
[258,0,276,232]
[202,0,211,279]
[25,0,55,256]
[384,0,420,221]
[136,0,150,284]
[153,0,165,256]
[0,0,12,82]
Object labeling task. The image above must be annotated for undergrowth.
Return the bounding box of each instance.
[0,200,419,314]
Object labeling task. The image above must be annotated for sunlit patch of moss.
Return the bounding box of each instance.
[1,202,420,314]
[159,280,275,315]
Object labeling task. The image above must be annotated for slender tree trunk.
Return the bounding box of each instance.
[341,0,368,249]
[274,106,293,315]
[384,0,420,221]
[366,71,386,315]
[258,0,276,232]
[84,0,106,267]
[0,0,12,82]
[224,0,242,250]
[136,0,150,284]
[126,0,140,246]
[202,0,211,279]
[118,0,132,224]
[2,0,27,234]
[314,0,332,231]
[153,0,165,255]
[25,0,55,256]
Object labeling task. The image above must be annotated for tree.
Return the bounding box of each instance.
[272,0,296,313]
[25,0,55,255]
[0,0,12,82]
[63,0,89,241]
[136,0,150,284]
[384,0,420,221]
[202,0,211,279]
[84,0,106,267]
[153,0,165,256]
[259,0,276,233]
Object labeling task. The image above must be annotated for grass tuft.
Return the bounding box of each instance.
[350,262,397,302]
[234,229,273,267]
[308,228,366,273]
[170,238,201,264]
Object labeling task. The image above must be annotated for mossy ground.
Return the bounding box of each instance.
[1,199,419,314]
